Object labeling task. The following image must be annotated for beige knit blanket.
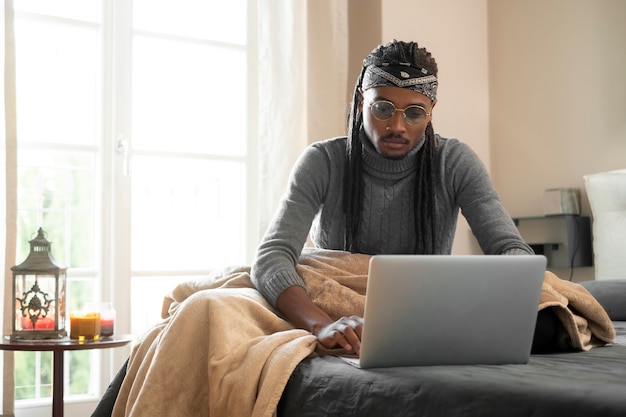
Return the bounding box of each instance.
[112,250,615,417]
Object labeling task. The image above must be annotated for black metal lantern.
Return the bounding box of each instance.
[11,228,67,340]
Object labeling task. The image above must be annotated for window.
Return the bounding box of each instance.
[13,0,253,414]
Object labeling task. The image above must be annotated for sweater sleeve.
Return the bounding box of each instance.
[250,142,333,307]
[441,139,534,255]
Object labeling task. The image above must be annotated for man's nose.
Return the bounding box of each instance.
[387,110,407,133]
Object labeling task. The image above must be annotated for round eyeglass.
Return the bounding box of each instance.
[369,100,431,125]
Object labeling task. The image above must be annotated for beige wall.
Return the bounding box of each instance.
[380,0,490,254]
[488,0,626,280]
[489,0,626,217]
[347,0,382,103]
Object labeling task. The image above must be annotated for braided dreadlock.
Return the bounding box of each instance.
[344,40,438,254]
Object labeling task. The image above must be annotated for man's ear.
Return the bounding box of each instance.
[357,88,364,112]
[428,99,437,122]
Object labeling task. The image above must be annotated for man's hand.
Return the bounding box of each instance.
[316,315,364,355]
[276,286,364,355]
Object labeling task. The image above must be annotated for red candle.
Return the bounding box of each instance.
[81,302,115,337]
[100,318,115,337]
[20,315,55,330]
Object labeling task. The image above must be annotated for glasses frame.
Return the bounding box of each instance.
[368,100,431,125]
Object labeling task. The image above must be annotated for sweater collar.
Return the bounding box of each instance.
[360,129,424,175]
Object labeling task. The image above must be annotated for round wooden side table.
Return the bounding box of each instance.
[1,334,134,417]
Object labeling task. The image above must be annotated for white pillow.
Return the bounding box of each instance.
[584,169,626,280]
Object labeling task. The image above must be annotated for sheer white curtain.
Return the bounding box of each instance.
[2,0,18,415]
[256,0,349,237]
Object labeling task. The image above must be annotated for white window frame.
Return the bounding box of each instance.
[14,1,258,415]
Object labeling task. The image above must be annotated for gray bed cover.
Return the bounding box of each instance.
[278,321,626,417]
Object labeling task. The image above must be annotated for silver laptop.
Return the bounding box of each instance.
[345,255,546,369]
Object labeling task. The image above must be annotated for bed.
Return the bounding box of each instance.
[279,321,626,417]
[101,250,626,417]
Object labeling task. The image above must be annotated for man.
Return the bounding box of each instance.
[251,40,535,355]
[91,40,552,417]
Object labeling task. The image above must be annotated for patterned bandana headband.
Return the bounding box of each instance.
[362,62,438,101]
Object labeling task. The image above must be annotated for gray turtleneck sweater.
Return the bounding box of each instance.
[251,134,533,307]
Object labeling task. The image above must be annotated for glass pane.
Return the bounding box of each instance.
[68,350,92,395]
[131,155,246,271]
[15,351,53,400]
[15,211,38,262]
[14,19,99,146]
[17,150,96,268]
[14,0,100,22]
[132,36,246,156]
[133,0,247,44]
[68,277,96,313]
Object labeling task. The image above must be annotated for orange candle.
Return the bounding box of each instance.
[69,312,101,341]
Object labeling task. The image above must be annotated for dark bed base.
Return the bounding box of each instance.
[278,321,626,417]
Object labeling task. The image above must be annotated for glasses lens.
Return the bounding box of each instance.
[370,101,396,121]
[403,106,428,125]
